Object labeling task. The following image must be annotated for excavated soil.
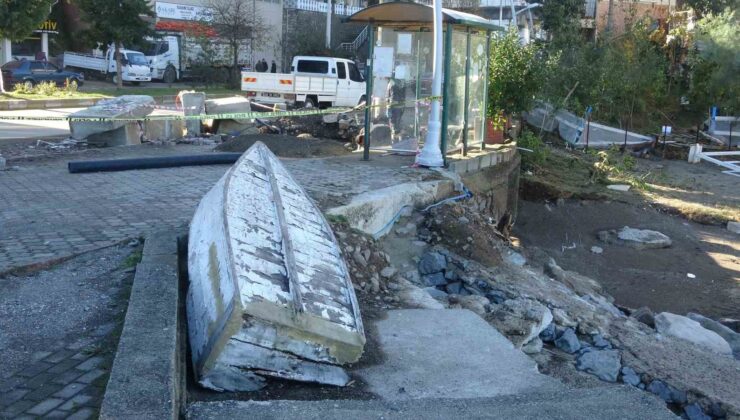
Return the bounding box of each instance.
[216,134,351,158]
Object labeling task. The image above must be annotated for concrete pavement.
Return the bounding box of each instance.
[0,108,80,140]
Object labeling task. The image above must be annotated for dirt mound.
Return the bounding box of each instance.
[216,134,350,158]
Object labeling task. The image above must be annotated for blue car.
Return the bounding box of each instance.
[1,60,84,89]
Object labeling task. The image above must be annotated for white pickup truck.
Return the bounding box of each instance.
[241,56,366,108]
[62,47,151,84]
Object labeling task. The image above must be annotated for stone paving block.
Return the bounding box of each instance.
[75,357,103,372]
[0,387,29,406]
[52,382,86,399]
[32,351,53,362]
[1,399,37,417]
[58,394,93,411]
[24,383,64,401]
[75,369,106,384]
[51,369,85,386]
[25,372,57,389]
[27,398,65,416]
[16,362,53,378]
[47,358,81,374]
[66,407,96,420]
[43,409,71,419]
[0,376,25,392]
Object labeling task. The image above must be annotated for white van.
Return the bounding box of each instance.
[241,56,366,108]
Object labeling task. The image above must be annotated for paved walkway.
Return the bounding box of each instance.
[0,145,432,272]
[0,108,82,140]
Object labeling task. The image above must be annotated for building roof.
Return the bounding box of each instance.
[344,2,505,31]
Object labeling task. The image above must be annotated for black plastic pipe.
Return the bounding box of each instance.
[68,153,242,173]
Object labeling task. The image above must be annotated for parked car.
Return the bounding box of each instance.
[0,60,84,89]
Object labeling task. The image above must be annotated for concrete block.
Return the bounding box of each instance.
[144,110,185,141]
[205,96,251,124]
[85,122,143,147]
[466,157,480,173]
[181,92,206,136]
[100,230,182,420]
[356,309,561,400]
[728,221,740,234]
[327,180,455,237]
[69,95,154,141]
[480,152,493,169]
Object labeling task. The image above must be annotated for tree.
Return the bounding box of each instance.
[77,0,154,89]
[0,0,55,92]
[688,9,739,117]
[685,0,737,18]
[488,29,547,123]
[207,0,265,88]
[541,0,582,38]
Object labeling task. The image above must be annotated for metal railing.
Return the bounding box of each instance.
[284,0,363,16]
[339,25,369,52]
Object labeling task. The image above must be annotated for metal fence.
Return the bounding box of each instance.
[284,0,363,16]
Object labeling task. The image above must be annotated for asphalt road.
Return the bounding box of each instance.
[0,108,80,140]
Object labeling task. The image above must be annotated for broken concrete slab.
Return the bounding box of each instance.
[486,297,554,349]
[144,110,185,142]
[655,312,732,356]
[356,309,561,400]
[327,180,455,238]
[598,226,672,249]
[205,96,251,124]
[187,142,365,392]
[69,95,154,144]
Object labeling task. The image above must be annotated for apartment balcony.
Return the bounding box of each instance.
[284,0,364,16]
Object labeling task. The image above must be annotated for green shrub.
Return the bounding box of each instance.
[34,81,58,96]
[518,130,549,169]
[64,78,78,95]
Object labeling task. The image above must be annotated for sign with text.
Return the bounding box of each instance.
[156,2,213,21]
[34,20,59,34]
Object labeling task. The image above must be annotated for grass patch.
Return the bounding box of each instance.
[121,249,143,269]
[0,89,109,101]
[78,86,237,99]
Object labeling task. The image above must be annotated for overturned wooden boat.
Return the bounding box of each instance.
[186,142,365,392]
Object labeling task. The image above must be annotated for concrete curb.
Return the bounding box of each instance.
[100,229,185,420]
[0,97,104,111]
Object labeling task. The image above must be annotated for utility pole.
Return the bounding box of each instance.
[326,0,332,49]
[416,0,445,167]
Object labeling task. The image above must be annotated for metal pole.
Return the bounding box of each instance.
[585,114,591,151]
[415,36,421,139]
[729,120,733,150]
[462,28,471,157]
[439,23,453,165]
[363,22,375,161]
[481,30,491,151]
[415,0,445,167]
[326,0,332,49]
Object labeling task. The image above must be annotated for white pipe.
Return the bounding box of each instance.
[416,0,445,167]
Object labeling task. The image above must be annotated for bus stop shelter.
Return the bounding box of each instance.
[346,2,504,163]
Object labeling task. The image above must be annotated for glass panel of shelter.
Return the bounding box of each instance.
[367,26,487,156]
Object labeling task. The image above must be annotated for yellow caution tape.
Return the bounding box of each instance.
[0,96,443,123]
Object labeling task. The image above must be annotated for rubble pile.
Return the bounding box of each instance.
[361,201,739,419]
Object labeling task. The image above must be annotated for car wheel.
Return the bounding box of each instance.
[303,97,317,109]
[23,80,34,91]
[163,66,177,84]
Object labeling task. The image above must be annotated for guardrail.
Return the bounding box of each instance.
[284,0,363,16]
[339,25,369,52]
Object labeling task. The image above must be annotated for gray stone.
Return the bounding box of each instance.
[646,380,687,404]
[631,306,655,328]
[487,298,553,349]
[522,337,543,354]
[620,366,640,386]
[352,249,368,267]
[555,328,581,353]
[684,404,711,420]
[575,349,621,382]
[505,251,526,267]
[616,226,672,249]
[540,323,557,342]
[655,312,732,355]
[423,272,447,287]
[458,216,470,224]
[452,295,490,317]
[446,281,463,295]
[418,252,447,275]
[687,312,740,357]
[592,334,611,349]
[552,308,578,328]
[727,221,740,234]
[590,246,603,254]
[486,290,508,304]
[423,287,449,300]
[444,269,459,281]
[397,280,445,310]
[380,266,398,279]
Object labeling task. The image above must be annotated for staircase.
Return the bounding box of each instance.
[338,25,369,53]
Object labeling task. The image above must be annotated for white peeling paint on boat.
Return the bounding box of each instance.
[187,141,365,392]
